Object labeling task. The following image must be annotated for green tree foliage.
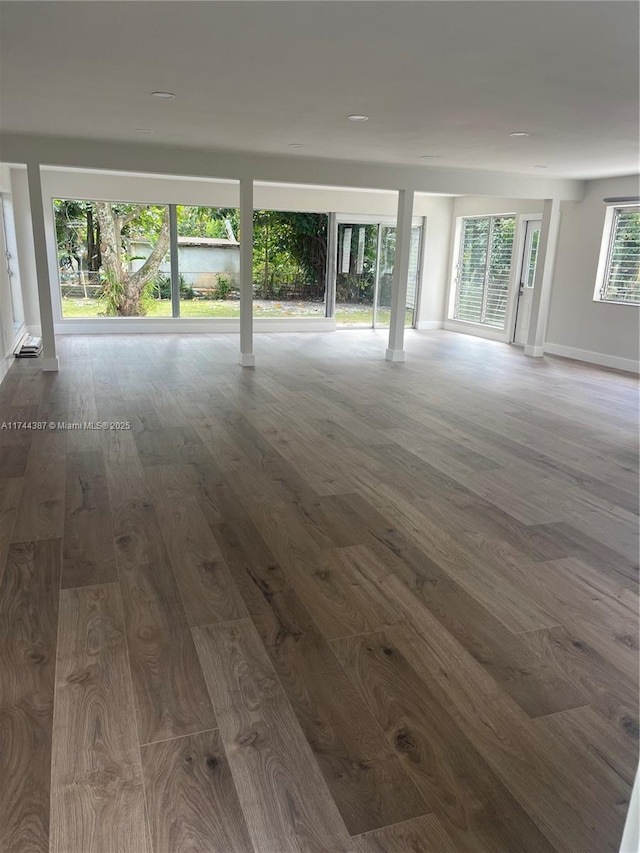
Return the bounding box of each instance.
[55,200,328,310]
[264,212,327,289]
[54,200,102,295]
[177,205,239,240]
[178,206,327,299]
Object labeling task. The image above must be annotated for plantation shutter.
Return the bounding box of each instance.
[601,206,640,304]
[454,215,515,329]
[406,227,421,310]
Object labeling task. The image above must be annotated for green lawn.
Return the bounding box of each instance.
[61,298,412,326]
[335,307,413,327]
[61,298,313,319]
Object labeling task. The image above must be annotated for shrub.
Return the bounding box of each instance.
[214,277,235,299]
[149,274,194,300]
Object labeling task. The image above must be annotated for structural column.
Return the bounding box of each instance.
[239,177,255,367]
[325,213,337,318]
[525,197,562,358]
[168,204,180,318]
[386,189,415,363]
[26,162,58,371]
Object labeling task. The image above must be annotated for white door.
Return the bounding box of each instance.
[513,219,541,345]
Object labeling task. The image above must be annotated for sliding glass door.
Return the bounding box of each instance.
[335,223,377,327]
[335,217,423,329]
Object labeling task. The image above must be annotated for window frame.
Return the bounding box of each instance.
[593,203,640,307]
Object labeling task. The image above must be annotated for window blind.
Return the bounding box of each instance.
[600,206,640,304]
[454,215,515,329]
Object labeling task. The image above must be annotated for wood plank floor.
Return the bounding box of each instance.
[0,329,637,853]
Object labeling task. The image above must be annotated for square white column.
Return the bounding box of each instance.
[26,162,58,371]
[525,197,562,358]
[386,189,415,363]
[239,177,255,367]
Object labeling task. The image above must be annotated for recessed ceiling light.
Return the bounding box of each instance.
[136,128,153,134]
[151,91,175,99]
[419,155,437,160]
[509,131,530,137]
[533,164,548,169]
[348,114,369,122]
[288,143,303,148]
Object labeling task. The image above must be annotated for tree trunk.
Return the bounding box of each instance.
[72,251,83,292]
[94,219,102,272]
[86,206,101,282]
[95,203,169,316]
[127,213,170,311]
[86,207,95,272]
[96,202,128,312]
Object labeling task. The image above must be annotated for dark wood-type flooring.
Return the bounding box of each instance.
[0,330,637,853]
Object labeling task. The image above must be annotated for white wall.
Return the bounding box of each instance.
[40,169,453,217]
[545,174,640,371]
[417,195,453,328]
[451,197,542,219]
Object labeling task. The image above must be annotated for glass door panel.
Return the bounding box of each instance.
[374,225,395,327]
[335,224,377,327]
[374,225,421,328]
[405,226,422,328]
[514,219,541,345]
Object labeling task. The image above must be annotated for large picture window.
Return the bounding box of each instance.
[453,215,515,329]
[595,204,640,305]
[252,211,327,318]
[175,205,241,318]
[54,199,328,320]
[55,199,172,319]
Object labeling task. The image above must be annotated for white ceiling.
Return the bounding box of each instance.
[0,1,638,180]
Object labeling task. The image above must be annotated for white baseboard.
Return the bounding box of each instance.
[543,342,639,374]
[416,320,444,330]
[443,319,509,343]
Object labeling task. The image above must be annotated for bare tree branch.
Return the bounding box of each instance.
[120,205,145,228]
